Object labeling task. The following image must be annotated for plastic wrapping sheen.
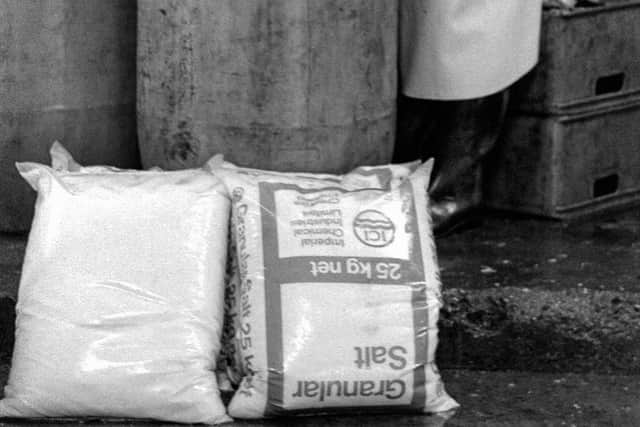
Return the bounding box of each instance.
[207,157,422,388]
[0,158,230,424]
[214,161,459,418]
[48,142,233,392]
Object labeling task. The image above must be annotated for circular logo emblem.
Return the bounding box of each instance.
[353,210,395,247]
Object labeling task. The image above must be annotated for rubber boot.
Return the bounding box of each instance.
[395,90,508,235]
[394,95,438,163]
[430,90,509,235]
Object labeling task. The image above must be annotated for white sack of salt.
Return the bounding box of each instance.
[1,145,230,424]
[213,160,458,418]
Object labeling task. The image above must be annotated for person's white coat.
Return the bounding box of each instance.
[400,0,543,100]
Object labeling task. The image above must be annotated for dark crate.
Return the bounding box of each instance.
[511,1,640,114]
[485,98,640,219]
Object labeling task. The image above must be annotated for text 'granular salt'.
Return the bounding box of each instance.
[213,160,458,418]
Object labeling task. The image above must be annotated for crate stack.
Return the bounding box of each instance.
[485,1,640,219]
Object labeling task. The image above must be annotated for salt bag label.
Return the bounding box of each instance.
[220,162,459,418]
[261,182,426,412]
[281,282,417,409]
[274,187,411,260]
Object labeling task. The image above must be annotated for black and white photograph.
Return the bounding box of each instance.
[0,1,639,425]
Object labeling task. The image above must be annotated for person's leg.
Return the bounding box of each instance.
[393,95,440,163]
[395,89,509,234]
[429,90,508,197]
[428,89,508,234]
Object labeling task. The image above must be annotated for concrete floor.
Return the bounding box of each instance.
[436,209,640,374]
[1,208,639,425]
[0,367,639,426]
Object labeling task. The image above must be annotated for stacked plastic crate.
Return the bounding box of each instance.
[485,1,640,219]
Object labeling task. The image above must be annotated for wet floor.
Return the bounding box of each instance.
[1,208,639,425]
[432,208,640,374]
[437,208,640,293]
[1,367,639,426]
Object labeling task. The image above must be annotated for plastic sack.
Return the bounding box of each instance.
[0,156,231,424]
[208,155,421,189]
[48,142,236,394]
[212,160,458,418]
[49,141,163,173]
[207,157,422,389]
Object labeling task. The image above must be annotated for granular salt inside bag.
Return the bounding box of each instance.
[48,142,233,393]
[0,162,230,424]
[215,161,458,418]
[207,158,422,389]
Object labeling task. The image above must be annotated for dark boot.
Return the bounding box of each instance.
[395,90,509,235]
[393,95,439,163]
[429,90,509,235]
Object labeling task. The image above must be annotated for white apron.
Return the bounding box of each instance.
[400,0,542,100]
